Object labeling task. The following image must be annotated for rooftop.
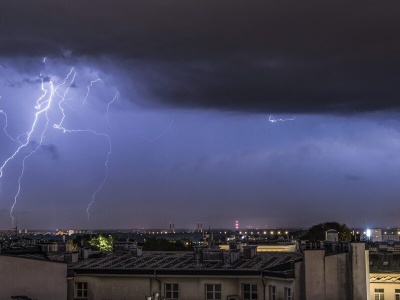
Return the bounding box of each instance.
[370,253,400,273]
[70,251,302,276]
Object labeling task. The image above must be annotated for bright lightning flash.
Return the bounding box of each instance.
[0,61,115,226]
[268,115,295,123]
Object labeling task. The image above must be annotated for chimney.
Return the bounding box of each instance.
[223,249,240,266]
[202,248,224,262]
[229,242,243,251]
[242,245,258,259]
[113,241,142,257]
[131,246,143,257]
[64,251,79,263]
[79,247,92,259]
[193,245,208,266]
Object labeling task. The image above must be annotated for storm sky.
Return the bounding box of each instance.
[1,1,400,230]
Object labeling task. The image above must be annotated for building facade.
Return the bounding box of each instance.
[68,242,369,300]
[369,242,400,300]
[0,239,387,299]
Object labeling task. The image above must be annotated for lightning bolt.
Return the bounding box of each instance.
[86,133,111,221]
[0,76,53,180]
[106,92,119,126]
[0,60,115,226]
[53,127,111,222]
[0,109,20,144]
[268,115,295,123]
[1,75,56,225]
[82,78,101,106]
[52,69,112,222]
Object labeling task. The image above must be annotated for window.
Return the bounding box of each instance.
[395,289,400,300]
[243,284,257,300]
[374,289,384,300]
[269,285,277,300]
[165,283,179,300]
[206,284,221,300]
[76,282,88,299]
[284,287,292,300]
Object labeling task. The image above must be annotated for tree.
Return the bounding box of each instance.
[88,235,115,251]
[302,222,351,241]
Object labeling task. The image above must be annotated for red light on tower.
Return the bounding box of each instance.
[235,220,239,230]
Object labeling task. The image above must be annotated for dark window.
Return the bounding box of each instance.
[76,282,88,299]
[165,283,179,300]
[243,284,257,300]
[206,284,221,300]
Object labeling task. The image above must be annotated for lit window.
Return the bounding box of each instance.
[243,284,257,300]
[76,282,88,299]
[269,285,277,300]
[374,288,384,300]
[284,287,292,300]
[165,283,179,300]
[206,284,221,300]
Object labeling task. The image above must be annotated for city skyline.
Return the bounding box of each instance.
[1,1,400,229]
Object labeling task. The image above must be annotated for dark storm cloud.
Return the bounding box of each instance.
[1,0,400,113]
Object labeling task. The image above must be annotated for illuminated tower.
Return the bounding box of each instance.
[197,221,203,233]
[235,220,239,230]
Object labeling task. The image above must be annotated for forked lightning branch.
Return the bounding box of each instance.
[0,59,118,225]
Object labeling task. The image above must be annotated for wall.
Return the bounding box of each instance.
[303,249,326,299]
[351,243,369,300]
[0,255,67,300]
[71,273,295,300]
[325,253,350,300]
[302,244,368,300]
[72,275,149,300]
[294,260,305,300]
